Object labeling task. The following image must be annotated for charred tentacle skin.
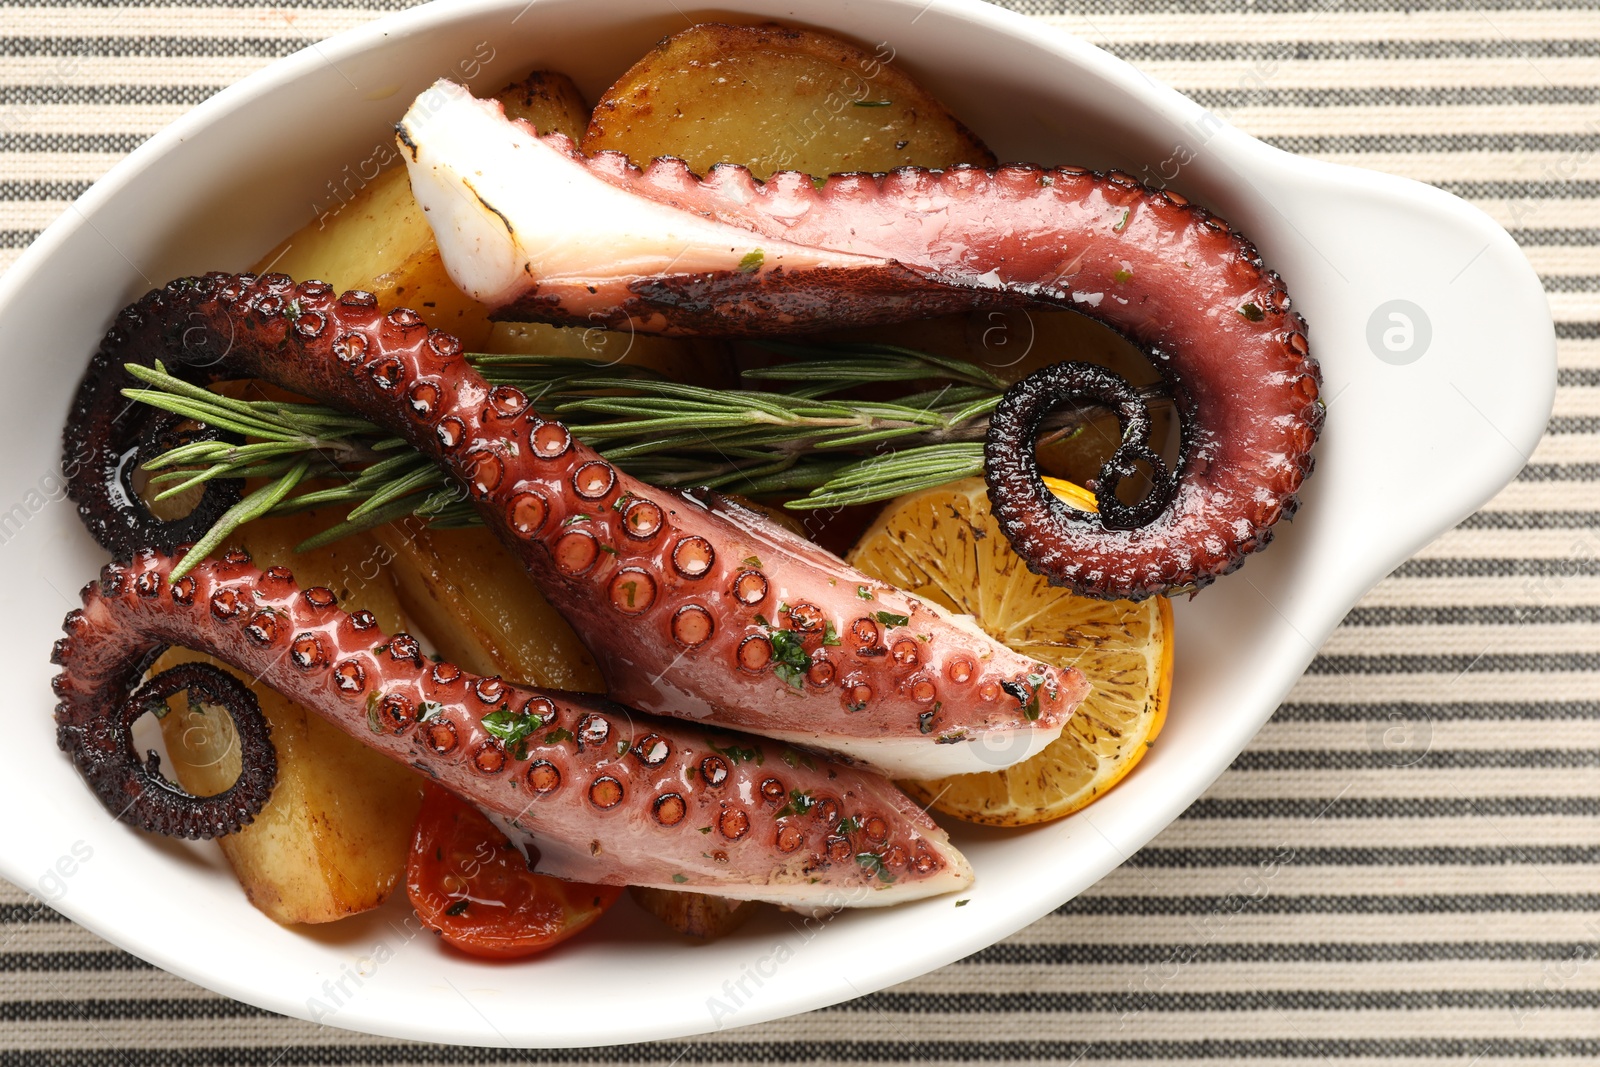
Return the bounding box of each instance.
[49,548,971,904]
[64,299,243,559]
[60,273,1082,778]
[987,362,1176,537]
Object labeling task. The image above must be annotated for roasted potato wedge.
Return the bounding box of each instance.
[584,22,994,179]
[154,510,425,925]
[369,523,604,692]
[495,70,590,137]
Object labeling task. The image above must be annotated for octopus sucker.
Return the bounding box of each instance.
[398,79,1322,600]
[51,548,972,905]
[61,273,1084,778]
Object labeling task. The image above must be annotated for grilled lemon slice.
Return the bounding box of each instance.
[847,477,1173,826]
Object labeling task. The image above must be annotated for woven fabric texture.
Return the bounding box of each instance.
[3,0,1597,1062]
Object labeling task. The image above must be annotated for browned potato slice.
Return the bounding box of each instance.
[369,524,604,692]
[628,886,759,939]
[584,22,995,179]
[495,71,590,138]
[252,71,594,349]
[154,511,425,925]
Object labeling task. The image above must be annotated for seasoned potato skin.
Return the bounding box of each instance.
[584,22,995,179]
[495,70,590,138]
[370,522,604,692]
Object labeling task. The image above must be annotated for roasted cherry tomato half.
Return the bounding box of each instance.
[406,785,621,958]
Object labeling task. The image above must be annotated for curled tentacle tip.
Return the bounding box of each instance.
[60,661,277,840]
[984,362,1185,601]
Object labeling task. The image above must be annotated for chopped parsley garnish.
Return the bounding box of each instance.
[1113,208,1130,232]
[543,726,574,745]
[1239,302,1265,322]
[416,701,445,723]
[671,873,689,884]
[737,249,765,273]
[775,790,814,819]
[769,629,812,690]
[365,692,383,734]
[1113,268,1132,283]
[955,899,970,907]
[481,704,547,760]
[873,610,910,628]
[708,737,763,765]
[856,585,874,600]
[741,554,762,569]
[856,852,897,883]
[822,621,842,647]
[750,613,812,690]
[779,748,817,770]
[836,816,860,834]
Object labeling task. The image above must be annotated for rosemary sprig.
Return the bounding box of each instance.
[123,340,1144,565]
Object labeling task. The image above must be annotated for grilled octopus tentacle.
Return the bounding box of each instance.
[51,548,972,905]
[398,79,1323,599]
[61,274,1084,778]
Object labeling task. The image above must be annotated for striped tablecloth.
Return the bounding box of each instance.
[4,0,1597,1062]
